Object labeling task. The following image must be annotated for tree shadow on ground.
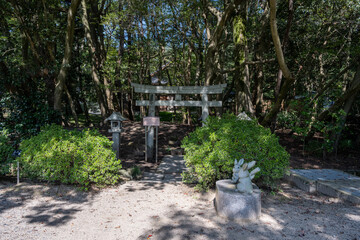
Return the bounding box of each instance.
[124,181,170,192]
[0,180,97,227]
[137,183,360,240]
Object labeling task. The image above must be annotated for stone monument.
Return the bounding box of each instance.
[215,159,261,222]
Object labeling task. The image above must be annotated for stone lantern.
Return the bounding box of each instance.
[105,112,126,159]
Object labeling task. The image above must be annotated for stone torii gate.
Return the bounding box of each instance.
[131,83,226,160]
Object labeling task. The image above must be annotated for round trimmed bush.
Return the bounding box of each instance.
[181,114,289,190]
[19,124,121,189]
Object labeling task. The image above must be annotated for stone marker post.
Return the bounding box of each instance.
[201,94,209,126]
[105,112,126,159]
[143,116,160,162]
[147,94,156,160]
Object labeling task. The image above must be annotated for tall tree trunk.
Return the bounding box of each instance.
[261,0,295,128]
[126,31,135,120]
[64,84,79,127]
[202,0,243,86]
[115,1,125,113]
[274,0,294,102]
[54,0,81,120]
[78,74,91,126]
[251,2,269,117]
[81,0,108,117]
[92,0,113,114]
[233,2,254,116]
[104,76,114,112]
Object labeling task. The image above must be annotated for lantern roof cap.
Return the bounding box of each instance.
[105,112,127,122]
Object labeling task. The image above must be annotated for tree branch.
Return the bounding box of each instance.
[219,59,276,74]
[310,65,353,104]
[207,4,222,22]
[317,63,360,122]
[260,0,295,127]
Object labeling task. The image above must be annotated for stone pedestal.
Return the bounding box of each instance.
[215,179,261,222]
[111,130,121,159]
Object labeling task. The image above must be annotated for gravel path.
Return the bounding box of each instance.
[1,180,359,240]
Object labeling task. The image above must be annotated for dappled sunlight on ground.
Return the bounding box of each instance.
[0,180,96,230]
[345,213,360,222]
[259,213,283,231]
[1,180,359,240]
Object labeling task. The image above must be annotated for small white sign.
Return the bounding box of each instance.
[143,117,160,126]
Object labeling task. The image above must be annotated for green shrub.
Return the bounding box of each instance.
[181,114,290,190]
[19,124,121,189]
[0,128,15,174]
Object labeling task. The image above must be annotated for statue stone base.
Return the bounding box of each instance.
[215,179,261,222]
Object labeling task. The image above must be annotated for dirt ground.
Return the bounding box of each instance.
[1,180,359,240]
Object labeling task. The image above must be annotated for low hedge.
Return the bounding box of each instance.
[19,124,121,189]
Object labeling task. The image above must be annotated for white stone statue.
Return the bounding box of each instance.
[231,159,260,193]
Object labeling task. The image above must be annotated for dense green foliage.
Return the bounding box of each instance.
[277,96,354,155]
[1,93,60,141]
[181,114,290,190]
[19,125,121,189]
[1,0,359,161]
[0,128,15,174]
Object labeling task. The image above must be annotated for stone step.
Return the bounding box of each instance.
[316,179,360,204]
[163,173,183,182]
[140,172,183,183]
[156,155,188,174]
[286,169,360,204]
[140,172,165,182]
[140,155,186,183]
